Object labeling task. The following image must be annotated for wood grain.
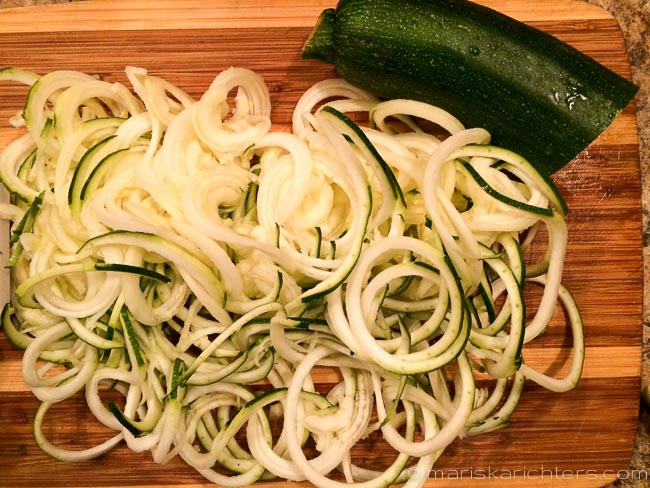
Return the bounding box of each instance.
[0,1,642,487]
[0,0,616,33]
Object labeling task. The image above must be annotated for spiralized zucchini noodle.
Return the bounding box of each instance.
[0,66,584,487]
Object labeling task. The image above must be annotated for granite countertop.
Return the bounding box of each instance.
[1,0,649,485]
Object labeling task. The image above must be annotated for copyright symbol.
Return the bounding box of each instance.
[408,467,421,480]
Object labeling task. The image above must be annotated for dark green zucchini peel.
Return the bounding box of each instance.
[302,0,638,176]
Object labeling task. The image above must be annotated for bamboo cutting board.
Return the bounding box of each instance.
[0,1,642,487]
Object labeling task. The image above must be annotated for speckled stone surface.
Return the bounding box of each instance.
[2,0,71,6]
[1,0,648,485]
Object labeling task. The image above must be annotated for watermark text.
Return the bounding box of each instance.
[407,466,649,482]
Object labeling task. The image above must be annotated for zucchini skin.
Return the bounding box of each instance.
[302,0,638,176]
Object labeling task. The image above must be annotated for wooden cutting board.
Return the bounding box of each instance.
[0,1,642,487]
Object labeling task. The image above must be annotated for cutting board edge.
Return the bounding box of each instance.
[0,0,617,33]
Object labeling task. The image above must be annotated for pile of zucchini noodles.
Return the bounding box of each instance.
[0,66,584,487]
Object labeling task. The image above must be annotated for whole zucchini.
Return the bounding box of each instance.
[302,0,638,176]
